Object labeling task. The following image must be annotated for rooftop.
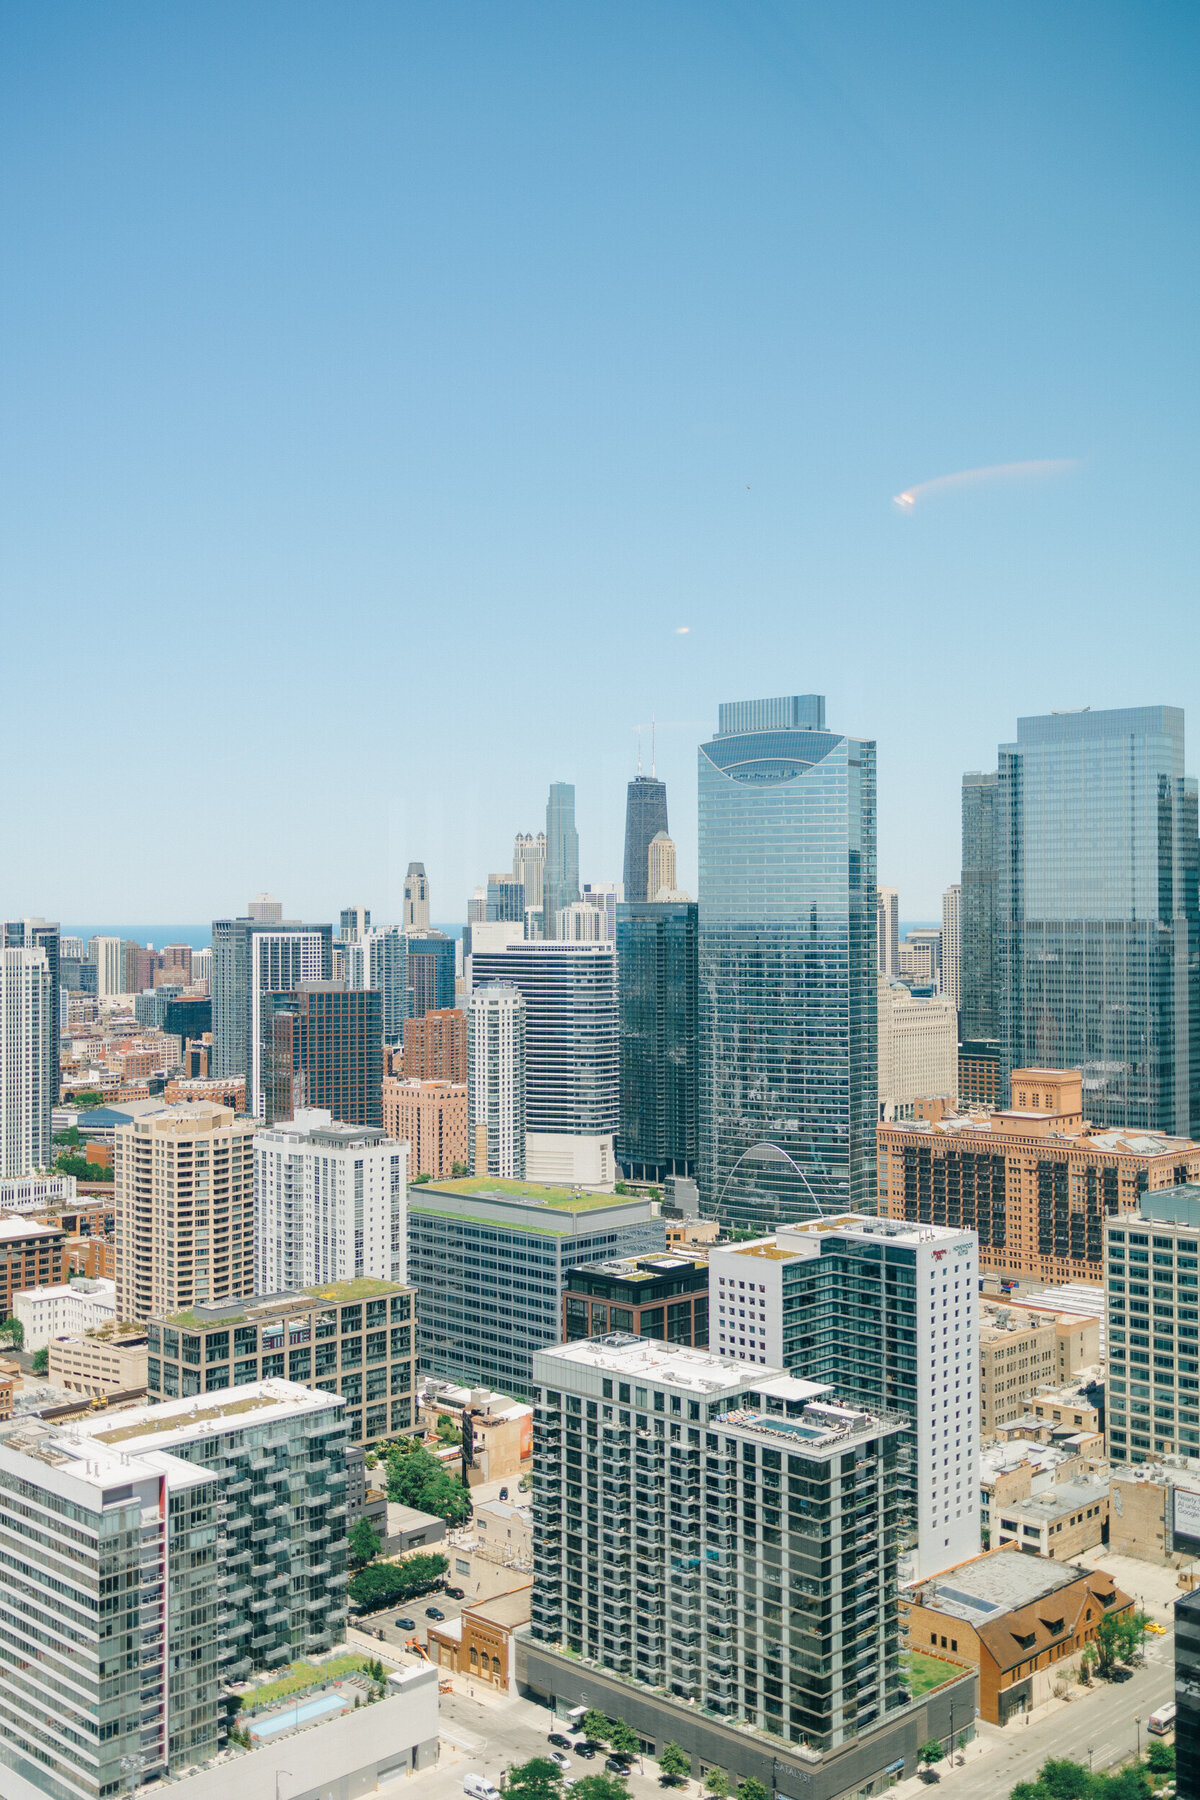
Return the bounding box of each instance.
[256,1108,390,1150]
[0,1418,209,1495]
[536,1333,787,1394]
[999,1480,1108,1524]
[417,1176,635,1212]
[86,1378,341,1446]
[0,1218,60,1242]
[911,1549,1087,1622]
[565,1253,706,1284]
[159,1276,409,1328]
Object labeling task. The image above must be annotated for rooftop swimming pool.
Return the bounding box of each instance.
[249,1689,348,1739]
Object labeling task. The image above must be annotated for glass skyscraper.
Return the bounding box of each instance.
[960,771,1000,1042]
[697,693,877,1229]
[997,706,1200,1136]
[615,898,698,1180]
[543,781,580,939]
[622,774,669,903]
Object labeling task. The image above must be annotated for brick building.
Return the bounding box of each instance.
[382,1078,468,1179]
[0,1219,64,1316]
[394,1007,468,1084]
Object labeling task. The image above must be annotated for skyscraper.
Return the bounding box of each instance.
[89,934,125,998]
[997,705,1200,1135]
[405,929,455,1019]
[513,830,546,908]
[876,887,900,978]
[486,872,526,922]
[247,892,283,921]
[622,771,669,904]
[254,1109,407,1290]
[403,861,430,931]
[468,981,527,1177]
[211,913,333,1107]
[941,882,962,1011]
[346,924,409,1043]
[960,771,1000,1040]
[3,918,59,1103]
[0,946,53,1177]
[616,898,698,1181]
[339,904,371,942]
[698,693,877,1229]
[646,830,677,898]
[262,984,383,1126]
[542,782,580,940]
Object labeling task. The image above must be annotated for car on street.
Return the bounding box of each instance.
[573,1745,597,1759]
[605,1758,631,1774]
[548,1735,573,1750]
[1146,1622,1168,1635]
[550,1753,572,1771]
[425,1606,446,1620]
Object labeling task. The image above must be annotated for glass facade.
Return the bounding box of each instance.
[405,932,455,1020]
[615,900,698,1180]
[1177,1588,1200,1800]
[622,775,669,904]
[998,707,1200,1136]
[1106,1210,1200,1464]
[543,782,580,939]
[697,696,877,1228]
[960,771,1000,1042]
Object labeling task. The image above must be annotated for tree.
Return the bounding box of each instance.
[31,1348,49,1375]
[703,1770,730,1799]
[581,1710,612,1745]
[572,1779,631,1800]
[659,1744,690,1787]
[422,1467,472,1525]
[501,1759,565,1800]
[1092,1610,1148,1679]
[0,1317,23,1350]
[1094,1769,1151,1800]
[608,1720,639,1760]
[451,1162,469,1177]
[917,1740,944,1779]
[347,1548,448,1610]
[1036,1760,1094,1800]
[1147,1742,1175,1775]
[348,1517,381,1567]
[736,1781,769,1800]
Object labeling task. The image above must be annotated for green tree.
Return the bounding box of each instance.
[451,1161,469,1177]
[659,1744,690,1787]
[1147,1742,1175,1775]
[703,1770,730,1799]
[581,1711,612,1745]
[422,1467,472,1525]
[736,1781,769,1800]
[1092,1610,1148,1679]
[31,1348,49,1375]
[1037,1760,1094,1800]
[608,1720,640,1760]
[501,1758,566,1800]
[348,1517,381,1567]
[572,1778,632,1800]
[1010,1783,1052,1800]
[1095,1769,1151,1800]
[0,1317,23,1350]
[917,1740,944,1777]
[346,1548,448,1609]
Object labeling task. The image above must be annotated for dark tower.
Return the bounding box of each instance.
[622,732,669,904]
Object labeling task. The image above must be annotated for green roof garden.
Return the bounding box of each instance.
[416,1177,633,1212]
[159,1276,407,1329]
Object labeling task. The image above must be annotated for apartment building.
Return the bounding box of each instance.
[0,1217,64,1314]
[14,1276,116,1351]
[979,1304,1058,1436]
[382,1077,468,1179]
[562,1253,710,1345]
[395,1006,468,1082]
[1106,1185,1200,1463]
[253,1109,407,1292]
[878,1068,1200,1284]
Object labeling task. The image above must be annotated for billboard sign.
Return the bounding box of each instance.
[1173,1485,1200,1543]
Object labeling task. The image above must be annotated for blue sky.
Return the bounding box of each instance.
[3,2,1198,924]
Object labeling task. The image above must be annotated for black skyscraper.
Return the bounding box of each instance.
[960,771,1000,1041]
[622,775,668,904]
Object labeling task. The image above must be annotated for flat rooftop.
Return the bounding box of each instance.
[417,1177,635,1212]
[0,1418,209,1495]
[160,1276,409,1327]
[913,1550,1085,1622]
[0,1218,60,1241]
[85,1378,341,1447]
[1001,1480,1107,1523]
[537,1333,787,1393]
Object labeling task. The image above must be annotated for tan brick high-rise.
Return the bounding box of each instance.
[115,1103,255,1322]
[394,1007,467,1083]
[382,1077,468,1179]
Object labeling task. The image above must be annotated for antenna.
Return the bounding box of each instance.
[636,726,642,778]
[651,716,657,779]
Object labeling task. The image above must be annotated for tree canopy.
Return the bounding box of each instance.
[1008,1757,1152,1800]
[501,1759,566,1800]
[385,1439,471,1524]
[347,1549,448,1609]
[348,1517,381,1567]
[658,1744,690,1787]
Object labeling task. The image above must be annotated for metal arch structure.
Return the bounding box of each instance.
[713,1140,839,1223]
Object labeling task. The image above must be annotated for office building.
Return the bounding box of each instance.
[404,861,431,931]
[48,1324,149,1397]
[978,1304,1060,1436]
[542,782,580,940]
[877,977,958,1121]
[616,898,698,1182]
[114,1102,256,1322]
[383,1077,468,1179]
[340,904,371,942]
[941,884,961,1011]
[254,1108,406,1290]
[996,706,1200,1135]
[562,1252,709,1344]
[0,1418,222,1798]
[646,832,677,899]
[161,993,211,1046]
[961,771,1000,1041]
[555,899,606,941]
[263,982,383,1126]
[877,887,900,979]
[530,1336,905,1750]
[124,941,155,994]
[3,919,59,1100]
[899,931,940,987]
[345,924,409,1045]
[709,1214,978,1579]
[247,892,283,921]
[513,831,546,909]
[1105,1187,1200,1463]
[958,1038,1004,1108]
[14,1275,116,1351]
[487,874,526,922]
[407,1175,663,1395]
[1178,1588,1200,1800]
[623,772,669,905]
[0,1217,65,1314]
[191,945,212,986]
[148,1280,416,1447]
[878,1067,1200,1285]
[211,913,333,1110]
[698,694,877,1228]
[468,982,526,1178]
[0,946,54,1177]
[581,883,621,941]
[470,940,618,1186]
[397,1005,468,1082]
[405,929,455,1020]
[88,935,125,999]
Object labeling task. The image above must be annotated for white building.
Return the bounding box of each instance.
[512,831,545,909]
[877,885,900,978]
[0,946,54,1177]
[404,862,431,932]
[346,925,409,1044]
[254,1108,407,1291]
[247,893,283,921]
[88,934,125,998]
[708,1213,979,1581]
[554,900,606,941]
[941,882,962,1011]
[15,1276,117,1351]
[0,1171,74,1213]
[191,945,212,985]
[580,882,622,940]
[877,975,958,1119]
[468,982,526,1178]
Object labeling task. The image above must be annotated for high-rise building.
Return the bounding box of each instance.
[403,861,431,931]
[159,942,193,980]
[542,782,580,940]
[486,873,526,923]
[901,928,942,988]
[1105,1187,1200,1464]
[254,1107,407,1291]
[469,940,618,1187]
[698,693,877,1229]
[581,882,621,941]
[0,1419,222,1795]
[561,1252,710,1344]
[878,1067,1200,1285]
[0,947,54,1177]
[877,976,958,1120]
[347,924,409,1043]
[124,940,155,994]
[1178,1589,1200,1800]
[877,886,900,978]
[383,1077,468,1179]
[397,1005,468,1082]
[339,904,371,942]
[646,831,677,898]
[468,981,526,1178]
[623,772,669,904]
[555,900,606,941]
[529,1336,906,1749]
[513,831,546,909]
[997,706,1200,1135]
[708,1215,979,1579]
[191,945,212,986]
[407,1176,663,1395]
[210,914,333,1108]
[261,983,383,1126]
[616,898,698,1181]
[3,919,59,1100]
[89,934,125,998]
[940,884,962,1011]
[247,892,283,921]
[114,1102,256,1321]
[405,929,456,1020]
[960,771,1000,1042]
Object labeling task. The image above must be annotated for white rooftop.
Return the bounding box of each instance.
[0,1417,210,1497]
[81,1378,342,1450]
[0,1218,60,1242]
[536,1334,792,1395]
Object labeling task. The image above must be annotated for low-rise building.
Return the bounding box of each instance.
[417,1377,533,1486]
[0,1217,64,1315]
[1108,1464,1200,1566]
[428,1582,532,1691]
[163,1074,247,1110]
[0,1172,77,1212]
[561,1251,710,1345]
[980,1304,1059,1436]
[979,1438,1093,1546]
[901,1546,1133,1724]
[991,1476,1109,1560]
[14,1275,117,1351]
[1028,1379,1104,1439]
[48,1322,149,1395]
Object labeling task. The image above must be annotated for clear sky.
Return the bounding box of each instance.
[3,2,1199,925]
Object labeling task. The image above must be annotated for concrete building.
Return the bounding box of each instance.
[877,977,958,1121]
[978,1438,1090,1547]
[899,934,938,986]
[0,1171,76,1212]
[148,1280,416,1448]
[407,1175,664,1396]
[555,899,606,941]
[513,831,546,909]
[247,893,283,921]
[382,1077,468,1179]
[877,886,900,979]
[47,1324,148,1396]
[0,1217,65,1315]
[647,830,677,898]
[708,1215,979,1580]
[1108,1464,1200,1565]
[468,982,526,1178]
[14,1276,116,1351]
[114,1102,256,1322]
[403,860,431,931]
[88,934,125,999]
[346,925,409,1044]
[0,945,54,1177]
[531,1335,907,1752]
[878,1067,1200,1285]
[1106,1187,1200,1464]
[3,919,60,1105]
[990,1475,1109,1559]
[979,1302,1059,1436]
[562,1252,710,1345]
[941,884,962,1012]
[416,1376,533,1487]
[253,1108,407,1291]
[396,1005,468,1082]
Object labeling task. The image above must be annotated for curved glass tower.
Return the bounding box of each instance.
[697,694,877,1229]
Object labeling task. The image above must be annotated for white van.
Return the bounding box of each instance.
[464,1777,501,1800]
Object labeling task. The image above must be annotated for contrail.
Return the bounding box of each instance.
[893,458,1079,511]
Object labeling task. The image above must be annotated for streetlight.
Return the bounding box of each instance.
[276,1770,293,1800]
[1087,1747,1093,1772]
[1134,1717,1141,1765]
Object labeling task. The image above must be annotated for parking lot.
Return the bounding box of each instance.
[353,1589,468,1650]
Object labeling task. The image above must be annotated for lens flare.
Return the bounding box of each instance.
[893,458,1079,511]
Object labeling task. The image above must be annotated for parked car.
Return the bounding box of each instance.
[499,1487,509,1500]
[446,1586,466,1600]
[394,1617,416,1630]
[548,1735,573,1751]
[573,1745,597,1759]
[426,1606,446,1620]
[550,1753,572,1771]
[605,1758,630,1774]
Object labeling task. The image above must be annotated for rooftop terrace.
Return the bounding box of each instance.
[418,1177,637,1212]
